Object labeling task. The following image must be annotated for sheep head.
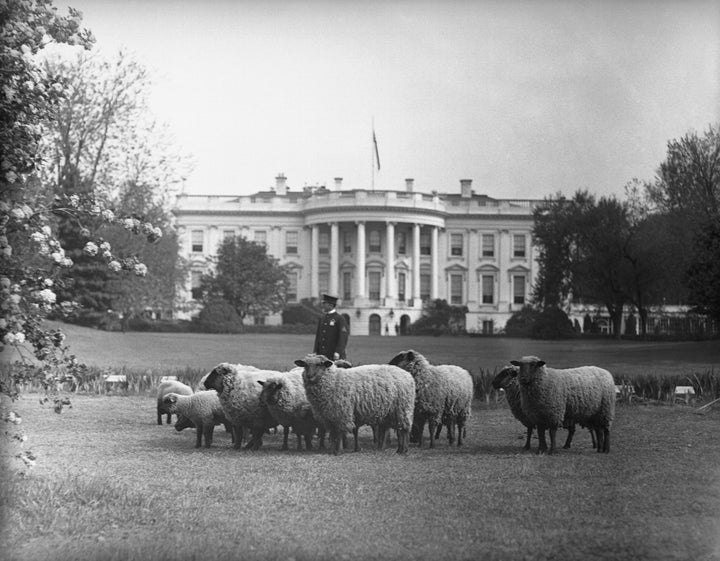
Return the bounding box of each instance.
[174,415,194,432]
[509,356,546,386]
[388,350,413,368]
[295,354,334,385]
[202,363,235,393]
[258,379,283,406]
[491,365,519,390]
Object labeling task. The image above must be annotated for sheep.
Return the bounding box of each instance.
[257,367,325,451]
[163,390,229,448]
[388,350,474,448]
[294,353,415,455]
[156,380,193,425]
[510,356,615,454]
[197,364,258,392]
[202,363,278,450]
[491,365,597,451]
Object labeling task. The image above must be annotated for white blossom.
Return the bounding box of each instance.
[37,288,56,304]
[133,263,148,277]
[108,260,122,272]
[83,242,99,256]
[101,209,115,222]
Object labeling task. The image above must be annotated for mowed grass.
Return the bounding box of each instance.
[2,324,720,561]
[3,395,720,561]
[35,321,720,379]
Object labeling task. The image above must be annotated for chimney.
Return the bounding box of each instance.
[405,178,414,192]
[460,179,472,198]
[334,177,343,190]
[275,173,287,196]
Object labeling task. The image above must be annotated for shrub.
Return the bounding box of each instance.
[531,307,576,339]
[193,299,244,333]
[504,306,540,337]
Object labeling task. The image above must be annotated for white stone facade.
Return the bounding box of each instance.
[172,175,542,335]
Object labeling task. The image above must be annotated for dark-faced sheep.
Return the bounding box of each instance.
[492,365,596,451]
[389,350,474,448]
[164,390,229,448]
[510,356,615,454]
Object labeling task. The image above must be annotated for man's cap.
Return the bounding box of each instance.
[321,293,338,305]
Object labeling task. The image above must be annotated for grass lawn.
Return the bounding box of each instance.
[2,325,720,560]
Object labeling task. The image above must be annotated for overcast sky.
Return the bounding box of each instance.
[64,0,719,200]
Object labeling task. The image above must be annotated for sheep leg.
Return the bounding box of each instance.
[563,422,575,449]
[523,426,533,451]
[331,429,344,456]
[318,428,326,450]
[303,431,313,451]
[598,428,610,453]
[396,428,409,455]
[194,422,204,448]
[353,426,361,452]
[456,416,466,447]
[232,425,244,449]
[434,423,442,440]
[590,428,598,449]
[425,419,435,449]
[537,427,548,454]
[448,420,456,445]
[203,424,214,448]
[409,423,420,443]
[166,413,172,424]
[281,426,290,451]
[548,427,558,455]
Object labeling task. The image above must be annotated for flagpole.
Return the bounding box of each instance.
[371,117,375,191]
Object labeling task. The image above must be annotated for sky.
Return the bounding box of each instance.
[62,0,720,200]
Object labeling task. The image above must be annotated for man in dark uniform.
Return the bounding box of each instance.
[313,293,349,360]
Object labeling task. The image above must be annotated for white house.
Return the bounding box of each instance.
[173,175,542,335]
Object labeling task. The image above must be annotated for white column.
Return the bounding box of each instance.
[208,225,218,256]
[311,225,319,298]
[498,229,509,308]
[330,222,339,297]
[431,226,439,299]
[412,223,421,302]
[356,221,366,298]
[385,221,395,300]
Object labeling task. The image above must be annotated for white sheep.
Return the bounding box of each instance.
[294,353,415,455]
[388,350,474,448]
[156,380,193,425]
[257,367,325,451]
[510,356,615,454]
[202,363,278,450]
[491,365,596,451]
[163,390,229,448]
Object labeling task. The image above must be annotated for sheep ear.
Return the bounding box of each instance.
[406,350,414,360]
[323,359,334,368]
[536,361,546,368]
[294,359,306,368]
[509,360,521,366]
[257,380,265,386]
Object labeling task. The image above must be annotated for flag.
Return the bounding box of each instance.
[373,130,381,170]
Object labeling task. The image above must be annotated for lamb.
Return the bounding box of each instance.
[257,367,325,451]
[388,350,474,448]
[163,390,230,448]
[510,356,615,454]
[156,380,193,425]
[202,363,278,450]
[491,365,596,451]
[294,353,415,455]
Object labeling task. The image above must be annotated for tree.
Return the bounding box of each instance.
[201,237,290,321]
[35,47,190,324]
[410,299,467,335]
[686,221,720,323]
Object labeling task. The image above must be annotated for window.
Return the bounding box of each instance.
[253,315,265,326]
[481,275,494,304]
[191,230,203,253]
[482,234,495,258]
[450,233,463,256]
[513,275,526,304]
[368,271,381,300]
[254,230,267,246]
[191,271,202,300]
[343,272,352,300]
[318,232,329,255]
[369,230,381,253]
[513,234,526,258]
[420,231,431,255]
[285,231,298,254]
[420,273,431,300]
[287,271,297,302]
[398,272,406,302]
[223,230,235,242]
[318,272,329,296]
[397,232,407,255]
[343,231,352,254]
[482,320,494,335]
[450,274,463,305]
